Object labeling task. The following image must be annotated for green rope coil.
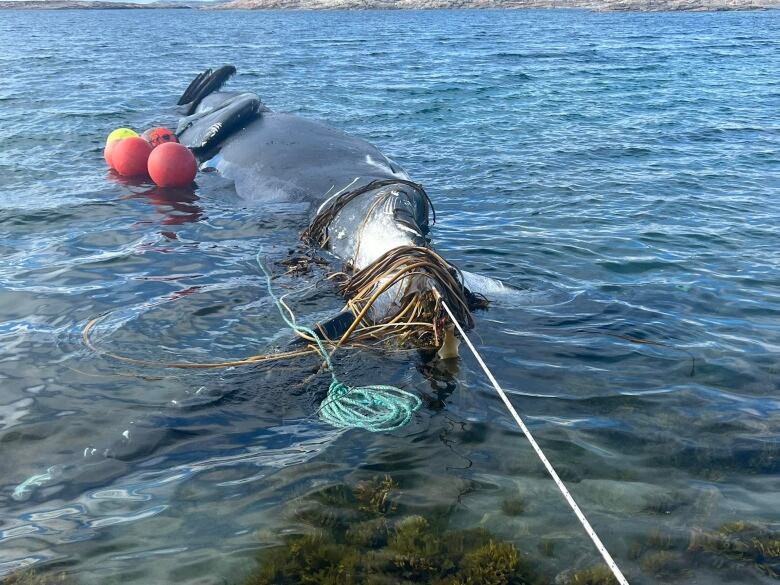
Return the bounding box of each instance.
[257,254,421,433]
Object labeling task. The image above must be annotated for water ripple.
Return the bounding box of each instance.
[0,7,779,585]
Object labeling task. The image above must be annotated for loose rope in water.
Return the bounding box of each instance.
[81,246,469,370]
[436,293,630,585]
[257,253,422,433]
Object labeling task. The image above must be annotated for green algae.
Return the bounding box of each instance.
[353,475,399,516]
[562,565,618,585]
[645,528,677,551]
[309,483,355,508]
[292,505,346,532]
[3,571,75,585]
[639,551,689,580]
[243,533,363,585]
[454,541,527,585]
[241,476,539,585]
[689,520,780,577]
[239,474,780,585]
[244,518,534,585]
[537,538,556,558]
[500,495,526,517]
[345,518,389,549]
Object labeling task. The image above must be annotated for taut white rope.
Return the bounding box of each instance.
[438,297,630,585]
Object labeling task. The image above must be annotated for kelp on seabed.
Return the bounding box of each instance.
[7,503,780,584]
[2,572,75,585]
[242,474,543,585]
[237,474,628,585]
[238,474,780,585]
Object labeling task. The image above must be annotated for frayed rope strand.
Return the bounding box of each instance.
[257,253,421,433]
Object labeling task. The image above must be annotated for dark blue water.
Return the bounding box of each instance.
[1,8,780,584]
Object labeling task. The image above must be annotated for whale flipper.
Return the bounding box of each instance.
[177,69,209,105]
[177,65,237,115]
[177,92,263,156]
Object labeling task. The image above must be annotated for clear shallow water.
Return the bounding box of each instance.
[1,7,780,584]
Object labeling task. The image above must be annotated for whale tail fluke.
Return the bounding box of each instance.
[178,65,237,115]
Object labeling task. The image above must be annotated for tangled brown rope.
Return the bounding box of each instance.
[82,314,321,370]
[334,245,479,348]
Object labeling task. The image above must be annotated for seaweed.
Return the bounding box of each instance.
[389,515,438,556]
[562,565,619,585]
[500,496,526,517]
[292,505,347,532]
[309,483,356,508]
[438,527,494,560]
[345,518,389,549]
[639,551,689,580]
[645,528,676,551]
[3,571,75,585]
[244,522,528,585]
[537,538,556,558]
[627,526,687,576]
[241,475,541,585]
[243,533,362,585]
[387,516,448,581]
[453,540,529,585]
[689,520,780,577]
[353,475,399,516]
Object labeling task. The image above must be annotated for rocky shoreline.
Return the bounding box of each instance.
[0,0,193,8]
[2,0,779,10]
[209,0,780,9]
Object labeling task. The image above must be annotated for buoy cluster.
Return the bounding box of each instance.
[104,127,197,188]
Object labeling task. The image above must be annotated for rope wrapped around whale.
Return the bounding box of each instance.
[302,178,436,249]
[334,245,482,348]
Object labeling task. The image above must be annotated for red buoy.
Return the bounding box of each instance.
[142,127,179,149]
[104,128,139,169]
[104,140,120,168]
[147,142,197,187]
[112,137,152,177]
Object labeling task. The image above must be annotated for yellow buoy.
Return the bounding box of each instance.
[105,127,138,146]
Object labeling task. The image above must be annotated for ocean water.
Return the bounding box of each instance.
[1,7,780,584]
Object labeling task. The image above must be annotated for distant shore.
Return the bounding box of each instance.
[2,0,779,10]
[0,1,190,8]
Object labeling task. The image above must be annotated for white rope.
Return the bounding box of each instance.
[317,177,360,215]
[439,298,630,585]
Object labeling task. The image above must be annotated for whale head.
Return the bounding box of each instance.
[304,180,477,347]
